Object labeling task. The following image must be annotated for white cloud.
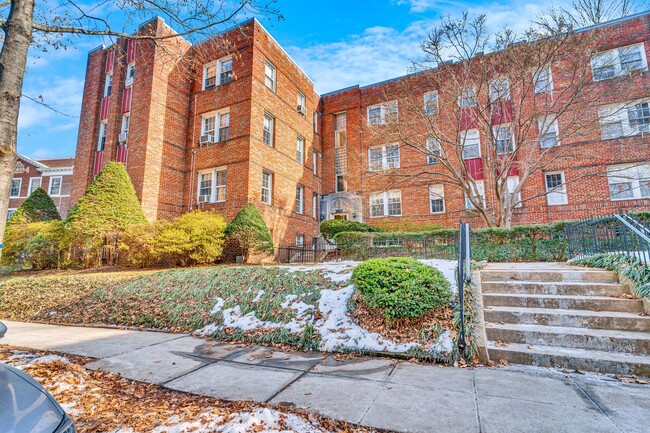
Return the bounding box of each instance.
[18,76,83,129]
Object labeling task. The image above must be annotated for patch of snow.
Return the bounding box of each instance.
[8,351,70,368]
[252,290,265,303]
[281,295,313,318]
[220,407,323,433]
[420,259,458,293]
[210,297,225,314]
[276,261,358,283]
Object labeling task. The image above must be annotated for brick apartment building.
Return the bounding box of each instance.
[8,155,75,220]
[71,13,650,247]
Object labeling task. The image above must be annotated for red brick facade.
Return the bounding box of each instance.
[71,14,650,249]
[8,155,74,220]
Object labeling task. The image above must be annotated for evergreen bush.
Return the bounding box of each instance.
[319,219,380,241]
[7,187,60,226]
[225,204,274,262]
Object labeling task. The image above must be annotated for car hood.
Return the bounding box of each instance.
[0,362,64,433]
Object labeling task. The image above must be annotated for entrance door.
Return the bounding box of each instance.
[333,213,348,220]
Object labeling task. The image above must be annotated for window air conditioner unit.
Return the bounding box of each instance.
[297,105,307,115]
[200,134,215,146]
[197,195,210,204]
[118,132,128,143]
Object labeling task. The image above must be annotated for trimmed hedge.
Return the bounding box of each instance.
[573,253,650,298]
[225,204,274,262]
[7,188,60,225]
[320,219,380,241]
[335,222,567,262]
[351,257,452,322]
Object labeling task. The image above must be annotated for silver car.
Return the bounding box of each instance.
[0,321,76,433]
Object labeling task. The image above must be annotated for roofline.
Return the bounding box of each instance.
[574,9,650,33]
[35,157,75,161]
[320,85,360,98]
[17,154,48,170]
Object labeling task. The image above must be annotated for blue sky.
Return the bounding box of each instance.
[18,0,551,159]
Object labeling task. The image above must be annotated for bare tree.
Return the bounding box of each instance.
[536,0,648,32]
[370,12,630,228]
[0,0,280,257]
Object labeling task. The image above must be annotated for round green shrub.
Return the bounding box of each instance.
[351,257,452,322]
[320,219,380,241]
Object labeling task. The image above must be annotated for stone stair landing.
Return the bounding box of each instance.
[480,263,650,376]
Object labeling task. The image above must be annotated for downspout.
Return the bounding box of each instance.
[188,93,198,212]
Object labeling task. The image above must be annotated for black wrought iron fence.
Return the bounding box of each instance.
[565,211,650,266]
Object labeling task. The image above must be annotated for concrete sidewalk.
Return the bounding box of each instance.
[1,320,649,433]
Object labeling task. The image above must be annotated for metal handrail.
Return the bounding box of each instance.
[456,221,470,353]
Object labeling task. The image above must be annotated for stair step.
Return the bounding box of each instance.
[483,293,643,312]
[485,323,650,355]
[484,306,650,332]
[487,341,650,376]
[481,281,628,296]
[481,269,618,283]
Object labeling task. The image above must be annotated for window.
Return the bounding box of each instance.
[506,176,522,207]
[202,115,216,137]
[261,171,273,204]
[203,57,232,90]
[545,171,567,205]
[97,122,107,151]
[121,114,130,135]
[367,101,398,125]
[265,60,276,91]
[369,190,402,217]
[538,116,559,148]
[296,136,305,164]
[296,185,304,214]
[461,129,480,159]
[591,43,647,81]
[533,67,553,93]
[263,113,274,146]
[459,88,477,108]
[426,137,441,164]
[297,92,306,114]
[607,163,650,200]
[201,109,230,143]
[219,112,230,142]
[29,177,41,195]
[10,179,21,197]
[197,168,226,202]
[313,111,319,133]
[104,74,113,97]
[368,144,400,171]
[599,100,650,139]
[49,176,62,196]
[312,193,318,218]
[204,63,217,89]
[296,234,304,247]
[6,209,16,222]
[429,185,445,214]
[465,181,485,209]
[489,79,510,102]
[312,150,317,175]
[424,92,439,115]
[494,125,514,154]
[220,58,233,84]
[336,175,346,193]
[125,64,135,86]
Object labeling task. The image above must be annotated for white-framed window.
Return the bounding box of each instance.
[493,124,515,154]
[429,185,445,214]
[261,171,273,205]
[48,176,62,196]
[369,190,402,217]
[533,67,553,93]
[312,192,318,218]
[263,113,274,146]
[218,112,230,142]
[297,92,306,114]
[296,185,304,214]
[591,43,647,81]
[489,78,511,102]
[367,101,398,125]
[220,58,233,84]
[197,167,226,203]
[598,100,650,139]
[506,176,522,208]
[368,144,400,171]
[538,116,560,148]
[607,163,650,200]
[545,171,568,205]
[296,136,305,164]
[458,88,477,108]
[97,122,107,151]
[424,91,439,115]
[461,129,481,159]
[120,114,130,142]
[104,74,113,97]
[312,150,317,175]
[6,209,16,222]
[265,60,276,91]
[426,137,441,164]
[29,177,41,195]
[203,57,232,90]
[203,62,217,89]
[465,181,485,210]
[201,109,230,143]
[10,179,21,197]
[313,111,319,133]
[125,64,135,86]
[296,234,304,247]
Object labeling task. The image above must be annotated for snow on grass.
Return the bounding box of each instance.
[8,350,70,369]
[211,297,225,314]
[252,290,265,303]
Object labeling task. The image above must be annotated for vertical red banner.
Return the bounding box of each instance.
[116,145,128,164]
[93,150,105,177]
[464,157,484,180]
[121,87,132,113]
[105,48,115,74]
[127,39,137,64]
[100,97,110,121]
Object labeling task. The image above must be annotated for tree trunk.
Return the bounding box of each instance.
[0,0,35,258]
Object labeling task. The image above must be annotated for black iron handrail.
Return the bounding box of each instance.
[456,221,470,353]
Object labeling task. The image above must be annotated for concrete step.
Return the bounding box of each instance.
[481,269,618,283]
[487,341,650,376]
[482,293,643,313]
[484,306,650,332]
[485,323,650,355]
[481,281,628,296]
